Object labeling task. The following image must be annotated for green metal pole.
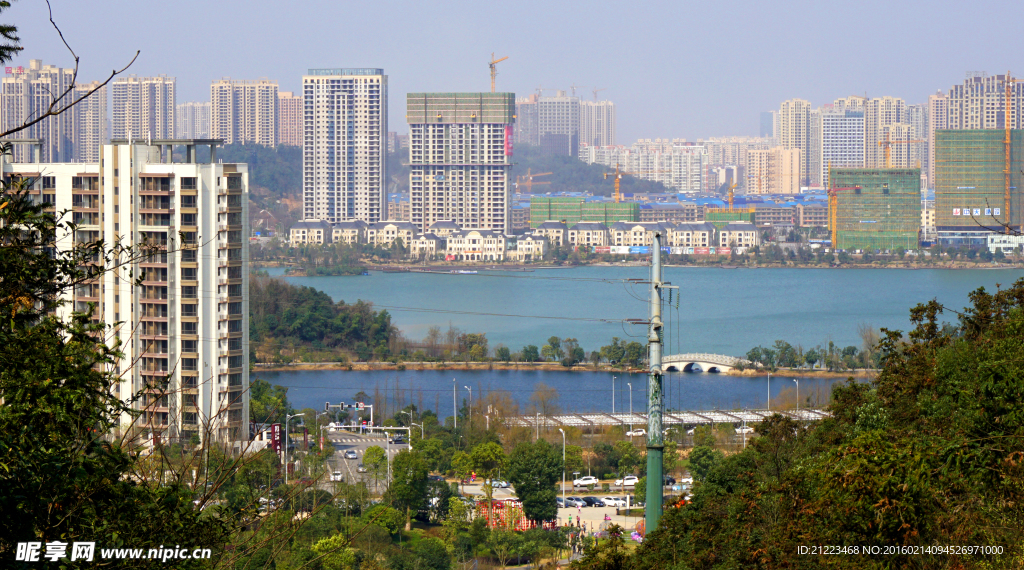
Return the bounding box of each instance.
[645,232,664,534]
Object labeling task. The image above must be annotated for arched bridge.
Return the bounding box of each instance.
[663,353,750,373]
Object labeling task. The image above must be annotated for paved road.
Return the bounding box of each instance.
[323,429,409,490]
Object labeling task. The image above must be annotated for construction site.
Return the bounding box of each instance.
[528,197,638,228]
[934,130,1024,239]
[829,168,922,251]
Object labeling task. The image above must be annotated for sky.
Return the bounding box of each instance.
[5,0,1024,142]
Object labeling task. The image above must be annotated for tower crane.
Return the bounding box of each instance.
[827,185,861,249]
[603,163,668,203]
[515,168,552,193]
[569,84,587,97]
[726,182,738,211]
[489,53,508,93]
[877,130,924,168]
[592,87,607,101]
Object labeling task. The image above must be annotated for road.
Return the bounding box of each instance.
[322,429,409,490]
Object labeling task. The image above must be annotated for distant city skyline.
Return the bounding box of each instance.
[3,0,1023,142]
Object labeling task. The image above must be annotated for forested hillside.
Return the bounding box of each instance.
[249,274,396,363]
[511,144,671,196]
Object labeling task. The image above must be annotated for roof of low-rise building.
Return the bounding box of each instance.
[721,222,758,232]
[291,219,332,231]
[535,221,568,231]
[569,222,608,231]
[428,220,461,231]
[334,220,369,230]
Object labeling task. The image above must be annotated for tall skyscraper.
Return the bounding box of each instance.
[760,111,776,138]
[945,72,1024,130]
[176,101,210,139]
[747,147,800,194]
[210,78,277,146]
[514,94,539,145]
[0,60,105,163]
[808,108,822,186]
[111,75,175,141]
[303,68,387,223]
[578,139,707,192]
[778,99,811,185]
[927,91,948,189]
[579,100,616,147]
[407,92,515,233]
[1,138,250,444]
[819,107,865,185]
[277,91,302,147]
[538,91,580,157]
[864,96,907,168]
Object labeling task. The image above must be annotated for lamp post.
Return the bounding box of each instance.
[283,413,302,485]
[793,378,800,411]
[612,375,617,414]
[317,411,328,452]
[411,422,423,439]
[767,372,771,411]
[558,428,566,515]
[453,378,457,429]
[464,385,472,429]
[628,382,633,433]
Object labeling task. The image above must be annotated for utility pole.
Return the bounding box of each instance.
[645,231,668,534]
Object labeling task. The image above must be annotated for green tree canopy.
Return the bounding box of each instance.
[506,439,562,523]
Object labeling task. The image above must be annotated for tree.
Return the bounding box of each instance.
[614,441,642,476]
[634,476,647,505]
[469,442,507,513]
[495,344,511,362]
[565,444,585,476]
[311,534,357,570]
[506,439,562,523]
[687,445,723,481]
[489,529,522,570]
[363,445,388,492]
[387,449,428,530]
[521,344,540,362]
[529,382,561,416]
[541,336,564,361]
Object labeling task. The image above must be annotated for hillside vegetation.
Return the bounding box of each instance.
[511,143,671,196]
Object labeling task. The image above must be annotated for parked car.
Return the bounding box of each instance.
[615,475,640,488]
[581,496,605,507]
[555,497,564,508]
[736,426,755,435]
[602,496,627,507]
[625,428,646,437]
[663,475,676,486]
[389,435,406,444]
[330,471,344,482]
[356,463,367,473]
[564,497,587,508]
[686,427,696,435]
[572,475,599,487]
[344,450,358,460]
[485,479,510,489]
[428,474,445,482]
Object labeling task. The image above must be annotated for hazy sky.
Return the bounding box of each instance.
[5,0,1024,142]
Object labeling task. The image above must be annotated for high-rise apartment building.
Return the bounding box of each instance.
[760,111,776,138]
[277,91,302,147]
[210,78,278,146]
[819,108,865,185]
[0,60,106,162]
[514,94,539,145]
[928,91,948,189]
[1,138,249,444]
[945,72,1024,130]
[808,108,822,186]
[111,75,175,141]
[176,101,210,139]
[747,147,800,194]
[701,136,774,192]
[303,68,387,223]
[538,91,580,157]
[864,96,909,168]
[578,139,706,192]
[777,99,811,185]
[579,100,616,147]
[407,92,515,233]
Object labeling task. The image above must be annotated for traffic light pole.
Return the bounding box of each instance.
[645,232,665,534]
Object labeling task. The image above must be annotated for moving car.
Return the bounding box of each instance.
[625,428,646,437]
[330,471,344,482]
[344,450,358,460]
[572,475,599,487]
[615,475,640,488]
[602,496,627,507]
[356,463,367,473]
[581,496,605,507]
[389,435,406,444]
[485,479,510,488]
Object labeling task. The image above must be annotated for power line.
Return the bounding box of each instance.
[370,303,625,323]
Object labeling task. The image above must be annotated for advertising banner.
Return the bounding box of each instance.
[629,246,650,254]
[504,126,513,156]
[694,247,710,255]
[684,247,694,255]
[610,246,631,254]
[718,247,731,255]
[271,423,282,453]
[595,246,611,254]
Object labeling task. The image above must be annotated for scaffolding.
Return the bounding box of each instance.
[529,197,638,227]
[934,129,1024,232]
[705,208,755,229]
[830,168,921,250]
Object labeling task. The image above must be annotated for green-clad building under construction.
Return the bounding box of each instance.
[830,168,921,251]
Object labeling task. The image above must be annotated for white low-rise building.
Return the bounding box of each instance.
[410,233,446,258]
[987,233,1024,254]
[367,221,418,248]
[509,234,548,261]
[718,222,760,247]
[608,221,673,247]
[568,222,610,247]
[290,219,332,246]
[332,220,368,245]
[669,222,715,247]
[446,229,507,261]
[532,221,568,246]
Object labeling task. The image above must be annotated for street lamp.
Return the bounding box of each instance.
[612,375,617,414]
[316,411,329,452]
[411,422,424,439]
[793,378,800,411]
[453,378,457,429]
[627,382,633,433]
[283,413,302,485]
[767,372,771,411]
[464,385,472,428]
[558,428,566,515]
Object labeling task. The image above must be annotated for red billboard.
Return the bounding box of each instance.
[717,247,731,255]
[694,247,710,255]
[594,246,611,254]
[271,423,282,453]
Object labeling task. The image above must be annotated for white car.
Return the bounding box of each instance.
[330,471,343,482]
[615,475,640,488]
[736,426,755,435]
[625,428,646,437]
[686,427,696,435]
[573,475,599,487]
[602,496,627,507]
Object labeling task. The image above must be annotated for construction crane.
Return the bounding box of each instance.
[877,130,924,168]
[515,169,552,193]
[569,84,587,97]
[603,163,668,203]
[726,182,738,211]
[827,185,861,249]
[592,87,607,102]
[1004,71,1024,234]
[489,53,508,93]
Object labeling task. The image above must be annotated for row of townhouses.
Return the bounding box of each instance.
[289,219,761,260]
